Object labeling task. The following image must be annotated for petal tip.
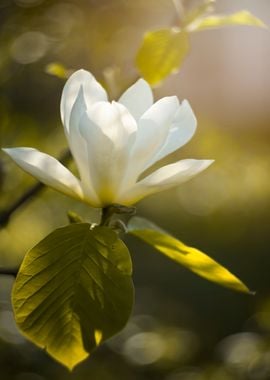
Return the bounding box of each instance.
[137,77,150,86]
[181,99,191,108]
[202,159,215,170]
[2,147,17,156]
[170,95,180,104]
[73,68,90,76]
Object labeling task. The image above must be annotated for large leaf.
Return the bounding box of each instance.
[187,10,266,32]
[136,28,189,85]
[128,217,251,294]
[12,223,134,370]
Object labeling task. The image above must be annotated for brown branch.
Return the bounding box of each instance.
[0,149,71,228]
[0,267,18,277]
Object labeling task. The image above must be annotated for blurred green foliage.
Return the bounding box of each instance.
[136,1,265,85]
[0,0,269,379]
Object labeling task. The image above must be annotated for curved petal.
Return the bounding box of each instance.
[141,95,179,130]
[3,147,84,200]
[79,101,137,205]
[68,87,99,204]
[145,100,197,169]
[133,96,180,167]
[118,78,153,120]
[60,69,108,134]
[121,96,180,188]
[119,159,214,205]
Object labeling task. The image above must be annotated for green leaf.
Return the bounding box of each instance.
[187,10,266,32]
[128,217,251,294]
[136,28,189,85]
[12,224,134,370]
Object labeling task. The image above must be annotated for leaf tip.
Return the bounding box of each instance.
[60,352,89,372]
[94,329,103,346]
[237,285,256,296]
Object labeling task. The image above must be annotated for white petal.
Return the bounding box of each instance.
[79,101,137,205]
[119,159,214,204]
[3,147,84,200]
[68,87,99,204]
[121,96,180,187]
[87,101,137,142]
[145,100,197,168]
[118,78,153,120]
[69,85,86,131]
[134,96,180,167]
[60,69,107,134]
[141,95,179,129]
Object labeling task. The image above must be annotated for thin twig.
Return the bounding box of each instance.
[0,267,18,277]
[0,149,71,228]
[172,0,184,21]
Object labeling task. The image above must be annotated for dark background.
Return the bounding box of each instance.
[0,0,270,379]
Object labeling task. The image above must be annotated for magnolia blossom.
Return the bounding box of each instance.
[3,69,213,208]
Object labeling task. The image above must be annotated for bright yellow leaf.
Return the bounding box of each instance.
[136,28,189,86]
[128,217,252,294]
[187,10,266,32]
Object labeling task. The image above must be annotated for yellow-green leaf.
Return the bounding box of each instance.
[183,0,215,27]
[45,62,70,79]
[12,224,134,370]
[187,10,266,32]
[136,28,189,85]
[128,217,251,294]
[67,210,83,224]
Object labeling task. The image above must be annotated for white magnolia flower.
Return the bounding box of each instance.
[3,69,213,208]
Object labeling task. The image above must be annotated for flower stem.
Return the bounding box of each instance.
[172,0,184,21]
[100,204,136,227]
[100,206,113,226]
